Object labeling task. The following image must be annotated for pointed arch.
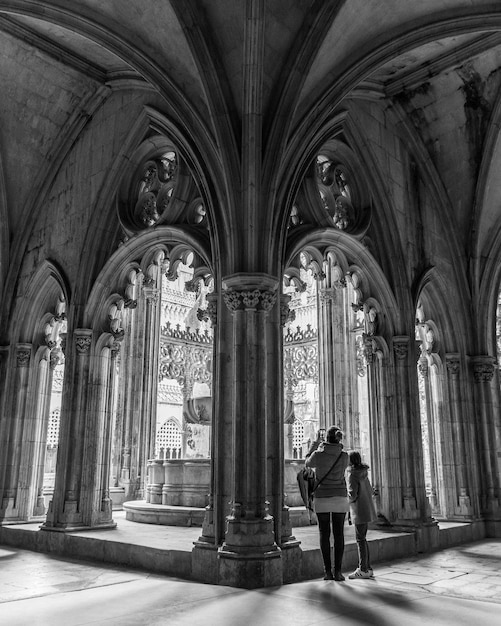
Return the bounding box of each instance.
[13,260,70,345]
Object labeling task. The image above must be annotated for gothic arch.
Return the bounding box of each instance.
[76,105,224,316]
[12,260,70,345]
[285,230,401,337]
[415,268,471,355]
[84,227,212,329]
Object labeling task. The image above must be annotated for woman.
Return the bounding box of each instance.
[345,450,377,579]
[305,425,349,581]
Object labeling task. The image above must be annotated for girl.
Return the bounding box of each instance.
[345,450,377,579]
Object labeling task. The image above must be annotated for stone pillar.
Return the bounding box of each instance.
[43,329,115,531]
[1,344,31,520]
[392,336,428,524]
[418,358,439,516]
[193,293,218,556]
[98,340,121,518]
[138,286,161,498]
[116,289,144,499]
[445,354,474,518]
[471,356,500,517]
[214,274,282,588]
[17,349,53,520]
[317,287,336,428]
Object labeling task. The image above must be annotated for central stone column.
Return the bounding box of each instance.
[216,273,282,588]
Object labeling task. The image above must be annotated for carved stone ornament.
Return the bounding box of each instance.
[145,289,159,306]
[197,299,217,326]
[223,288,277,313]
[446,357,460,378]
[418,358,429,377]
[279,294,295,327]
[16,347,31,367]
[75,333,92,354]
[280,303,295,327]
[472,358,495,383]
[393,338,408,360]
[110,340,122,359]
[363,333,376,365]
[50,349,61,370]
[318,288,336,304]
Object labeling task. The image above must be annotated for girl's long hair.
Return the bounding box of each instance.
[349,450,369,469]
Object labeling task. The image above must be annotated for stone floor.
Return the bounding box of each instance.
[0,527,500,625]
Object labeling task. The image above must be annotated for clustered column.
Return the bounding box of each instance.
[445,354,474,518]
[471,356,500,516]
[392,336,428,523]
[215,274,283,588]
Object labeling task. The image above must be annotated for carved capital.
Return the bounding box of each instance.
[471,356,496,383]
[223,288,277,313]
[144,288,159,306]
[446,355,460,379]
[318,288,336,304]
[392,336,409,360]
[74,329,92,354]
[16,344,31,367]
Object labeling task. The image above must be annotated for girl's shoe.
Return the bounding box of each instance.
[348,567,372,579]
[333,571,345,581]
[323,571,334,580]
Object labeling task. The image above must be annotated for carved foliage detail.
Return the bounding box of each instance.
[223,289,277,313]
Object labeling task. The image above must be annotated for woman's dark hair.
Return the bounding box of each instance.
[349,450,369,469]
[326,426,343,443]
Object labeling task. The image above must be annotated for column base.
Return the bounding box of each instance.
[280,540,302,584]
[217,545,282,588]
[42,499,116,532]
[192,541,219,584]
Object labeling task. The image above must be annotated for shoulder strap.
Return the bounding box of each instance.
[311,452,343,493]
